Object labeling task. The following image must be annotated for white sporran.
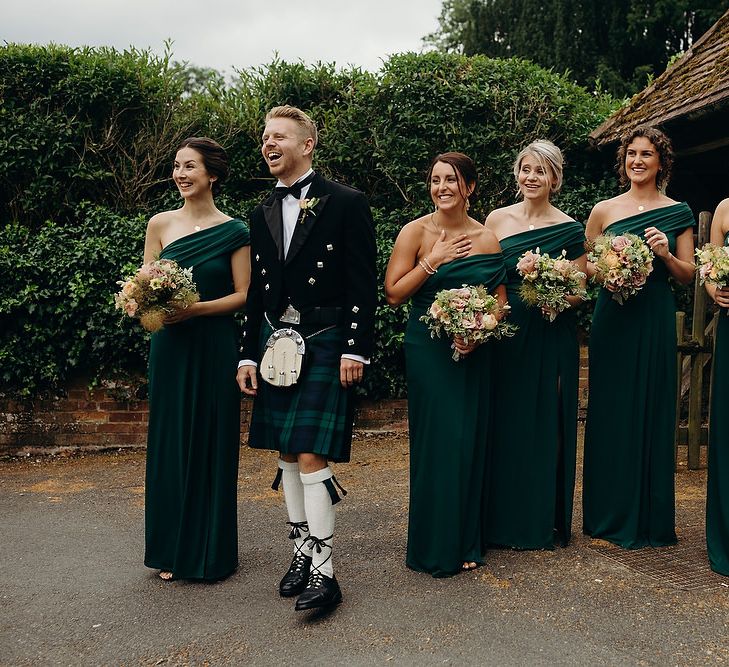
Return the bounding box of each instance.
[261,328,305,387]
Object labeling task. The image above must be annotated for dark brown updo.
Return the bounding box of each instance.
[177,137,229,194]
[426,152,478,206]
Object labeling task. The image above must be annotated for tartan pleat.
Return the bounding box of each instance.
[249,323,353,462]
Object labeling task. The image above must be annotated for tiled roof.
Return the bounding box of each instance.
[590,9,729,146]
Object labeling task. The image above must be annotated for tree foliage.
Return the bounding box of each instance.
[0,45,620,399]
[426,0,727,96]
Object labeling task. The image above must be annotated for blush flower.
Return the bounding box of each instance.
[516,248,587,321]
[695,242,729,290]
[420,284,518,360]
[611,235,631,252]
[114,259,199,332]
[516,251,538,275]
[589,232,653,304]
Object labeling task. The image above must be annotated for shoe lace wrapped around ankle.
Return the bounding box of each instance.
[306,534,332,555]
[304,534,333,588]
[287,520,309,540]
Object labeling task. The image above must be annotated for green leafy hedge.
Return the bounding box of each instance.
[0,45,620,399]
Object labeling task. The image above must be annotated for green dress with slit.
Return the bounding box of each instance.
[405,253,507,577]
[583,203,694,548]
[145,219,250,580]
[706,231,729,575]
[484,221,586,549]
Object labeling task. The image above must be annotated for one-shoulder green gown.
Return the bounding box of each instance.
[484,221,586,549]
[145,219,250,580]
[583,203,694,548]
[706,231,729,575]
[405,253,507,577]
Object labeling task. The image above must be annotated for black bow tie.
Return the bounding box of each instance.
[274,173,315,200]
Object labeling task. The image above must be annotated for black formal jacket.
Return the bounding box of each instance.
[241,173,377,361]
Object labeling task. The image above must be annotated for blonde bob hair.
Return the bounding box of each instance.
[513,139,564,195]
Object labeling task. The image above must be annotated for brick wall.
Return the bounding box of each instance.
[578,344,589,420]
[1,347,588,456]
[0,384,409,456]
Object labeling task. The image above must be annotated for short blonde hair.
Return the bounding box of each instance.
[513,140,564,194]
[265,105,318,147]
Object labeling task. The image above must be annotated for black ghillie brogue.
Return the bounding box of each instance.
[279,551,312,597]
[294,571,342,611]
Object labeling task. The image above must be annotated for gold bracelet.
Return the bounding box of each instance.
[418,260,435,275]
[423,256,437,273]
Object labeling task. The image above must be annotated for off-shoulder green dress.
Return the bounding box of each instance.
[405,253,507,577]
[484,221,586,549]
[145,219,250,580]
[583,203,693,548]
[706,231,729,575]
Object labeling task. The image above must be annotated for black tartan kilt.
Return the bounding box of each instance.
[248,322,354,462]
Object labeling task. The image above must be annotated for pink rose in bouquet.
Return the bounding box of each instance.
[114,259,200,332]
[610,235,632,252]
[517,248,587,322]
[516,250,539,276]
[588,233,654,305]
[420,284,517,360]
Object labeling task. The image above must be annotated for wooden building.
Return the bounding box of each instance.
[590,9,729,215]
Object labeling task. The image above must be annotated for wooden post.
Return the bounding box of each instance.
[687,212,712,469]
[707,310,719,457]
[675,311,685,470]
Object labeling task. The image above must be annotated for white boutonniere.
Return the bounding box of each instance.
[298,197,320,223]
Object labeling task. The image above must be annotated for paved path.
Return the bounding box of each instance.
[1,434,728,666]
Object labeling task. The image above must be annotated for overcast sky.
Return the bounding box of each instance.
[3,0,445,74]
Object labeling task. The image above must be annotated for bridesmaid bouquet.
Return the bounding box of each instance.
[695,243,729,288]
[588,233,654,305]
[420,285,517,361]
[114,259,199,332]
[516,248,587,322]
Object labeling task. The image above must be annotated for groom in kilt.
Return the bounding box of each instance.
[237,105,377,610]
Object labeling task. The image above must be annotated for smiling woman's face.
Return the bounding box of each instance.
[173,147,211,198]
[430,161,471,212]
[624,136,660,187]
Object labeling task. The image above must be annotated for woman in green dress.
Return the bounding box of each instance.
[385,152,507,577]
[705,198,729,574]
[484,140,587,549]
[583,126,694,549]
[143,137,251,580]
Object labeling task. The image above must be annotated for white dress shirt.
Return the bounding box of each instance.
[239,170,368,368]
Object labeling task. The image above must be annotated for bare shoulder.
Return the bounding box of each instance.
[715,198,729,221]
[713,198,729,234]
[587,196,620,224]
[392,215,428,252]
[484,204,517,227]
[590,196,619,217]
[659,193,679,206]
[472,223,501,253]
[147,210,177,230]
[550,205,575,222]
[585,198,617,238]
[397,215,429,239]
